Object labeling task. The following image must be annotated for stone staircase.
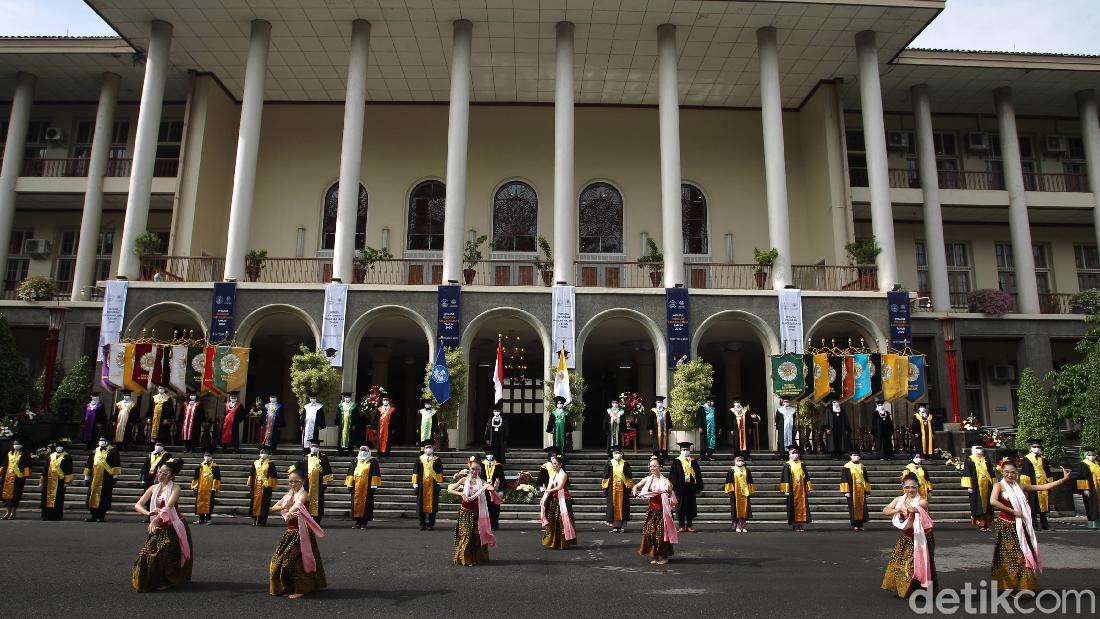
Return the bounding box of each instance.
[22,447,973,523]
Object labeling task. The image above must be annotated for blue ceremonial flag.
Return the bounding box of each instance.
[906,355,927,403]
[852,353,872,402]
[428,343,451,405]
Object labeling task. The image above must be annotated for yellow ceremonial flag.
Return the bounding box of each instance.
[553,342,571,404]
[882,353,908,401]
[223,347,250,393]
[813,353,830,402]
[122,343,145,393]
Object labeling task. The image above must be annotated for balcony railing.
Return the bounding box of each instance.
[0,279,101,301]
[849,167,1089,193]
[8,157,177,178]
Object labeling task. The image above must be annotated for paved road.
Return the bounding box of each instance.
[2,514,1097,616]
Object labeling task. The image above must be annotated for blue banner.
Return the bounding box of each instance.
[666,287,690,369]
[887,290,911,350]
[436,284,461,348]
[852,353,872,402]
[906,355,927,403]
[210,282,237,343]
[428,343,451,405]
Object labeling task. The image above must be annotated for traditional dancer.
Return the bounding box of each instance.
[881,473,936,598]
[179,391,203,453]
[841,450,872,531]
[132,458,193,592]
[962,441,996,531]
[669,441,703,532]
[80,393,106,448]
[483,450,504,530]
[345,444,382,529]
[823,400,850,460]
[632,457,678,565]
[538,447,576,549]
[299,440,333,522]
[780,446,812,532]
[546,396,572,454]
[871,399,894,460]
[412,439,443,531]
[84,436,121,522]
[484,406,509,464]
[269,467,327,598]
[601,446,633,532]
[604,398,626,456]
[113,390,140,449]
[40,442,73,521]
[649,396,672,462]
[724,454,754,532]
[190,451,220,525]
[300,395,326,451]
[1019,438,1053,531]
[259,395,285,451]
[1,440,31,520]
[988,460,1070,592]
[247,447,278,526]
[376,394,396,456]
[911,404,935,459]
[728,398,753,460]
[695,395,721,461]
[146,386,175,446]
[448,461,498,566]
[219,391,243,453]
[775,396,797,455]
[334,393,359,455]
[1077,446,1100,529]
[901,452,934,500]
[142,442,172,489]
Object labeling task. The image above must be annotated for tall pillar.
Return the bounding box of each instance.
[441,20,473,284]
[854,31,898,290]
[0,72,36,286]
[117,20,173,279]
[656,24,685,288]
[756,27,792,289]
[911,84,950,313]
[331,20,371,283]
[994,86,1040,314]
[223,19,272,282]
[71,72,121,301]
[1077,90,1100,252]
[552,22,575,285]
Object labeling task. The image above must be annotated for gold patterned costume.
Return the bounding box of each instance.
[132,494,193,592]
[453,503,490,566]
[881,531,937,597]
[991,515,1038,591]
[269,517,327,596]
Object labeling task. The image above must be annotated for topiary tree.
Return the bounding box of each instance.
[421,346,467,429]
[51,355,94,414]
[543,365,587,423]
[669,357,713,430]
[289,345,342,413]
[1050,316,1100,453]
[1012,367,1064,462]
[31,363,61,413]
[0,315,31,419]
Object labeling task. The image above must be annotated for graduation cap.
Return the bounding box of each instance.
[418,439,436,447]
[340,392,353,397]
[677,441,694,449]
[1083,446,1097,454]
[361,442,375,450]
[421,397,434,406]
[875,398,886,405]
[309,439,323,446]
[89,392,101,397]
[969,440,985,448]
[323,347,338,358]
[849,449,862,456]
[553,396,567,405]
[609,398,620,404]
[257,445,271,453]
[1026,438,1042,446]
[787,445,802,455]
[227,390,240,396]
[704,394,716,401]
[610,445,623,453]
[731,397,743,403]
[121,389,134,396]
[654,396,666,402]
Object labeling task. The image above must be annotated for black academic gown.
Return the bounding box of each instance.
[304,453,333,520]
[141,450,173,489]
[346,457,380,523]
[145,395,175,444]
[84,447,120,518]
[413,455,443,527]
[1077,460,1100,522]
[601,459,633,523]
[484,416,509,463]
[728,410,754,457]
[1020,453,1053,517]
[871,411,894,459]
[483,459,505,529]
[40,451,73,520]
[300,405,327,447]
[1,450,31,505]
[780,460,813,525]
[963,455,996,522]
[911,413,935,457]
[669,456,704,523]
[247,459,277,525]
[840,462,871,526]
[822,410,851,456]
[649,407,673,456]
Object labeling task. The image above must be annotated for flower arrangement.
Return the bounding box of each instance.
[360,385,387,409]
[248,397,264,418]
[980,428,1007,448]
[0,422,13,439]
[937,449,966,473]
[617,391,646,417]
[16,276,56,302]
[962,415,981,431]
[967,288,1013,316]
[503,471,539,504]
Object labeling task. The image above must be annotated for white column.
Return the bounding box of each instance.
[757,27,792,289]
[1077,90,1100,252]
[441,20,473,284]
[0,71,35,286]
[994,86,1040,313]
[331,19,371,284]
[656,24,684,288]
[552,21,575,285]
[854,30,898,291]
[71,72,120,301]
[117,20,172,279]
[911,84,950,313]
[223,19,272,282]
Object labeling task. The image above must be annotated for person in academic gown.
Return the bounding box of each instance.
[1,440,32,519]
[601,446,633,532]
[40,442,73,521]
[841,450,872,531]
[376,394,396,456]
[911,404,935,459]
[649,396,672,462]
[299,395,326,452]
[247,447,278,526]
[900,452,934,500]
[694,395,722,461]
[482,450,504,530]
[775,396,798,455]
[179,391,204,453]
[113,390,141,450]
[780,446,813,532]
[259,396,285,451]
[145,386,175,446]
[1076,446,1100,530]
[334,393,359,455]
[131,457,193,592]
[728,398,754,460]
[346,444,382,529]
[294,440,333,523]
[546,396,573,454]
[415,398,438,447]
[219,391,244,453]
[142,442,172,489]
[724,454,755,532]
[870,399,895,460]
[822,400,850,460]
[1019,438,1054,530]
[539,447,576,549]
[190,451,221,525]
[961,441,996,531]
[668,441,704,532]
[604,399,627,456]
[412,439,443,530]
[84,436,121,522]
[484,406,509,464]
[81,393,106,448]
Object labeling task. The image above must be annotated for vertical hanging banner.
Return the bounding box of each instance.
[551,285,576,369]
[437,284,462,349]
[906,355,927,403]
[771,353,805,398]
[852,353,872,402]
[209,282,237,344]
[777,288,805,354]
[887,290,911,350]
[665,287,690,369]
[97,280,128,361]
[320,282,349,366]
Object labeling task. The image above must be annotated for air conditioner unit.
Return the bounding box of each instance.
[990,364,1016,383]
[886,131,910,150]
[22,238,51,258]
[44,127,65,143]
[1043,135,1068,154]
[966,132,990,152]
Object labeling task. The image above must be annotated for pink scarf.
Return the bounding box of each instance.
[462,476,498,548]
[151,482,191,567]
[539,468,576,540]
[999,480,1042,573]
[293,499,326,573]
[891,495,933,587]
[640,475,679,545]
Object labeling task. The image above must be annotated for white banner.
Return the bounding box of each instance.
[97,280,128,361]
[777,288,804,354]
[320,283,349,367]
[551,285,576,369]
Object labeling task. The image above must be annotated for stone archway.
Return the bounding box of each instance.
[806,310,889,436]
[126,301,208,340]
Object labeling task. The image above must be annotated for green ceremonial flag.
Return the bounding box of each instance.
[771,353,805,399]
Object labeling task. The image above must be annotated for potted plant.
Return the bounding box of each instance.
[422,347,467,449]
[532,235,554,286]
[133,230,162,257]
[16,276,56,302]
[244,249,267,282]
[845,237,881,289]
[669,357,714,445]
[967,288,1013,316]
[752,247,778,290]
[352,246,393,283]
[636,237,664,287]
[463,234,488,285]
[1070,287,1100,316]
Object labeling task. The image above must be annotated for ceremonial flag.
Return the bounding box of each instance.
[553,341,571,405]
[167,345,189,394]
[841,355,855,402]
[101,344,117,392]
[882,353,908,401]
[202,345,222,396]
[827,355,844,401]
[146,344,165,389]
[492,337,504,404]
[852,353,872,403]
[771,353,805,399]
[906,355,927,403]
[802,353,815,399]
[184,346,206,393]
[812,353,830,402]
[124,343,147,393]
[211,346,249,394]
[869,353,883,398]
[106,343,127,391]
[428,344,451,405]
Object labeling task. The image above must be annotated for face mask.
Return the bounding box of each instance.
[260,453,269,459]
[1089,455,1098,462]
[913,457,922,465]
[98,440,108,448]
[485,454,493,462]
[972,448,983,456]
[851,455,860,462]
[55,446,64,453]
[612,453,621,461]
[493,411,501,418]
[203,456,212,463]
[309,398,317,403]
[734,404,742,411]
[556,404,564,409]
[1031,447,1041,454]
[734,461,744,467]
[424,448,434,456]
[382,400,390,406]
[310,447,319,454]
[269,398,277,403]
[832,403,841,412]
[12,444,22,451]
[680,450,690,458]
[154,445,164,453]
[790,453,800,461]
[876,406,884,413]
[357,454,368,461]
[189,395,196,401]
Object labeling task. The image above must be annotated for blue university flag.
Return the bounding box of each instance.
[852,353,872,403]
[428,344,451,405]
[906,355,927,403]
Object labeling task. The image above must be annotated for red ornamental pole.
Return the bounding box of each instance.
[40,305,69,413]
[945,346,961,424]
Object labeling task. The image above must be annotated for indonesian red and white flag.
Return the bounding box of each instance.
[492,338,504,404]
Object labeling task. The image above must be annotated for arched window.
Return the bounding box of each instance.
[681,183,708,255]
[407,180,446,250]
[578,182,623,254]
[321,183,368,251]
[492,181,538,252]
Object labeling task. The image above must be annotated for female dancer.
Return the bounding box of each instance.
[539,449,576,549]
[269,466,327,598]
[132,458,193,592]
[447,461,497,566]
[989,460,1070,592]
[881,473,936,598]
[633,457,679,565]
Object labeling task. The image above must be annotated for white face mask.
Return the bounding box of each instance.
[851,455,860,462]
[493,411,501,418]
[343,397,351,403]
[733,403,743,411]
[734,461,744,467]
[229,396,237,402]
[875,405,885,413]
[157,387,165,393]
[913,457,922,465]
[203,456,212,463]
[919,409,928,417]
[124,395,132,402]
[357,453,369,461]
[91,396,99,402]
[680,450,690,458]
[485,454,493,462]
[154,445,164,453]
[55,446,64,453]
[611,404,619,410]
[1088,454,1098,462]
[12,443,22,451]
[269,398,277,403]
[309,398,317,404]
[310,446,320,454]
[612,453,621,461]
[972,448,983,456]
[98,440,108,448]
[832,403,841,412]
[424,448,434,456]
[189,395,196,401]
[381,400,390,406]
[260,453,269,459]
[790,453,800,461]
[1031,447,1041,454]
[556,404,564,409]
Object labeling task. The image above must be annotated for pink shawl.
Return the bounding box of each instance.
[293,500,326,573]
[151,482,191,567]
[891,495,933,587]
[640,475,679,545]
[999,480,1042,573]
[539,468,576,540]
[462,475,498,548]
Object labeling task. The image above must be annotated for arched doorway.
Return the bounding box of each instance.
[126,302,207,341]
[805,311,886,439]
